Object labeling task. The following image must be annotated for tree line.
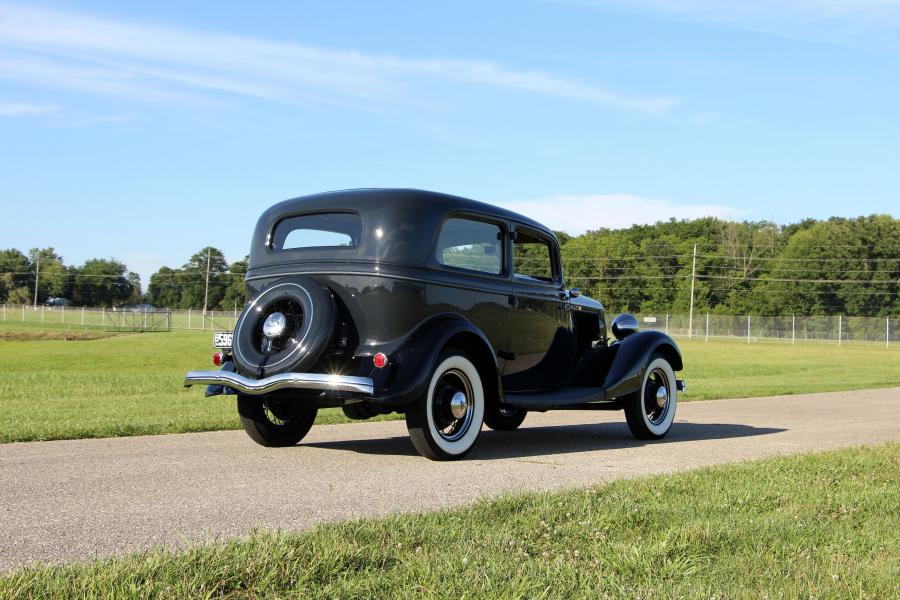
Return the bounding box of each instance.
[0,248,141,307]
[2,214,897,315]
[556,214,899,317]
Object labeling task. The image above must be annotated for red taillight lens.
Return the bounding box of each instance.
[213,352,224,366]
[372,352,387,369]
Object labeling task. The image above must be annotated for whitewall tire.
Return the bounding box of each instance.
[624,355,677,440]
[406,351,485,460]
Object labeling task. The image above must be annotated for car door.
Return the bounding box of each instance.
[501,225,576,392]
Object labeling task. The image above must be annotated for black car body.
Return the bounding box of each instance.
[185,189,685,459]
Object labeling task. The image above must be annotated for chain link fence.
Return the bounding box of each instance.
[0,304,238,333]
[633,313,898,346]
[1,303,897,346]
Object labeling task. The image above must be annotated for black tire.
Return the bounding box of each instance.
[406,350,485,460]
[483,404,527,431]
[237,395,317,447]
[623,354,678,440]
[232,278,335,377]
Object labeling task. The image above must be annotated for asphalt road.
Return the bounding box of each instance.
[2,388,899,571]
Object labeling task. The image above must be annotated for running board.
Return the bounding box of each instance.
[503,386,611,410]
[504,379,686,411]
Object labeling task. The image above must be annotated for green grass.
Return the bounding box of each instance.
[1,327,898,443]
[3,443,897,598]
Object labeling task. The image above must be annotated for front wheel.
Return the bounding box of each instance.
[623,355,677,440]
[406,350,485,460]
[237,395,317,447]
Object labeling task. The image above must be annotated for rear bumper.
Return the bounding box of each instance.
[183,370,374,396]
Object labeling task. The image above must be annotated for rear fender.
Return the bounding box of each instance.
[602,330,682,399]
[371,314,500,407]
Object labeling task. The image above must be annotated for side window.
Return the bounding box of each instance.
[513,229,556,283]
[271,213,362,250]
[436,218,503,275]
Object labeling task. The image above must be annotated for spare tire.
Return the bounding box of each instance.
[232,278,335,377]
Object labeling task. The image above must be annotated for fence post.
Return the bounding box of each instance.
[792,315,795,345]
[61,305,65,323]
[887,317,890,349]
[665,313,669,335]
[747,316,751,343]
[22,304,25,322]
[41,306,45,323]
[705,312,709,342]
[838,315,842,346]
[188,308,192,330]
[81,306,85,326]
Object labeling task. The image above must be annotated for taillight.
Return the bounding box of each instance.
[372,352,387,369]
[213,352,224,366]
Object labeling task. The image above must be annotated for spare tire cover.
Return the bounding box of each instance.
[232,278,335,377]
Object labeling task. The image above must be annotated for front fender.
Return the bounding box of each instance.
[602,330,682,399]
[372,313,498,406]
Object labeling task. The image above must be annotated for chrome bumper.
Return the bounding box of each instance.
[184,370,374,396]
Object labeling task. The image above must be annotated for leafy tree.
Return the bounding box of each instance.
[28,248,69,303]
[71,259,135,307]
[147,267,183,308]
[219,256,249,311]
[0,248,30,303]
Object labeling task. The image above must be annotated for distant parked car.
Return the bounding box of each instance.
[184,189,686,460]
[44,297,70,307]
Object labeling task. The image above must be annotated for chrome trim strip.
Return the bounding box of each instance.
[184,370,374,395]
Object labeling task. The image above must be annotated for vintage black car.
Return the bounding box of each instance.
[185,189,685,460]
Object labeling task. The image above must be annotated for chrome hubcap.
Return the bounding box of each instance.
[655,385,668,408]
[450,391,469,419]
[262,312,287,338]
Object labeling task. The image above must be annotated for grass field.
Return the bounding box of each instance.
[2,443,896,598]
[1,322,898,443]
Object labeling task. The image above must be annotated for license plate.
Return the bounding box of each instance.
[213,331,233,349]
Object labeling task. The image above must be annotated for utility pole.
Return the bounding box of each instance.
[688,243,697,338]
[33,252,40,308]
[202,247,211,333]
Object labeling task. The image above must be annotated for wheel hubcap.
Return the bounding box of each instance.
[262,312,287,338]
[449,391,469,419]
[655,385,668,408]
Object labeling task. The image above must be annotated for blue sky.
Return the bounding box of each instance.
[1,0,899,285]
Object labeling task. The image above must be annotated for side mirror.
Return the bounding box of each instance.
[569,288,581,298]
[611,313,639,340]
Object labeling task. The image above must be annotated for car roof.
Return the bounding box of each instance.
[248,188,556,270]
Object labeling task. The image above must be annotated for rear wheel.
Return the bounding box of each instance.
[237,395,317,447]
[484,404,527,431]
[406,350,485,460]
[623,355,677,440]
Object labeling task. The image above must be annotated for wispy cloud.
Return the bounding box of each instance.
[0,102,57,116]
[581,0,900,47]
[0,3,679,114]
[497,193,747,235]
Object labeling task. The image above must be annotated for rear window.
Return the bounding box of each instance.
[436,218,503,275]
[271,213,362,250]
